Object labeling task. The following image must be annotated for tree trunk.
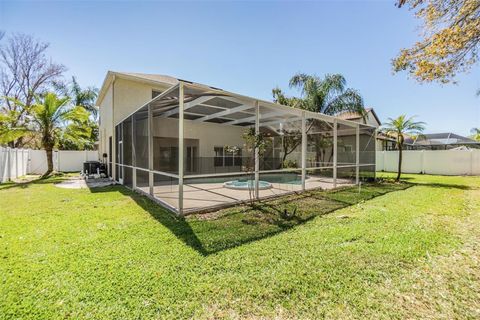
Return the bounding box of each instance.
[281,152,288,169]
[43,148,54,178]
[396,144,402,182]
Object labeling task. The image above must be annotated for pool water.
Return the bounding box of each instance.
[261,173,303,185]
[224,180,272,190]
[185,173,303,186]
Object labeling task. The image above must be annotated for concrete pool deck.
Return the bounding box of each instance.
[141,176,354,212]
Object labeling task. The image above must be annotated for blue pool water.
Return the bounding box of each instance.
[224,180,272,190]
[184,173,303,186]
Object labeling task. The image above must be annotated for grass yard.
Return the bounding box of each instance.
[1,173,479,319]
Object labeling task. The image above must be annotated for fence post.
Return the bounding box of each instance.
[7,148,11,181]
[470,149,474,176]
[421,149,424,174]
[383,150,386,172]
[15,148,18,179]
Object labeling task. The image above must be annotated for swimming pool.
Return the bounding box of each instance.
[185,172,304,186]
[223,180,272,190]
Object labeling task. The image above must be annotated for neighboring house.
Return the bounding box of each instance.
[96,71,376,215]
[337,108,396,151]
[404,133,480,150]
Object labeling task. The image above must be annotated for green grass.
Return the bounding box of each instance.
[1,173,479,319]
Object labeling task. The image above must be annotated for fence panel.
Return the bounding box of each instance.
[1,148,99,181]
[376,150,480,176]
[0,147,30,182]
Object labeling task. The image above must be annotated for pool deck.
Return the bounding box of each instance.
[141,176,354,213]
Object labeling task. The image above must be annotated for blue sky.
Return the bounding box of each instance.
[1,0,479,135]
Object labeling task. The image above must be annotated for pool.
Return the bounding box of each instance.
[224,180,272,190]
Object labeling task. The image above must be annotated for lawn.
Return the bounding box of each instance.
[1,173,479,319]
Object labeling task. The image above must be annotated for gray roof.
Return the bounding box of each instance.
[405,132,479,146]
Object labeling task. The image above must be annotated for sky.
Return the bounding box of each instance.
[1,0,479,136]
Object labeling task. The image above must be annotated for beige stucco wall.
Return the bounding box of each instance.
[98,76,172,164]
[98,85,113,158]
[136,117,247,157]
[113,78,170,125]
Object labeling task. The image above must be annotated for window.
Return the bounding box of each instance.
[214,146,242,167]
[214,147,224,167]
[344,145,352,153]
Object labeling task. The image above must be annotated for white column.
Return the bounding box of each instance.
[178,83,185,215]
[254,101,260,199]
[148,104,154,195]
[131,116,136,189]
[374,129,377,179]
[333,119,337,188]
[301,111,307,191]
[111,76,116,181]
[355,124,360,185]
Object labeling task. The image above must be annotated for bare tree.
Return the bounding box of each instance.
[0,33,66,147]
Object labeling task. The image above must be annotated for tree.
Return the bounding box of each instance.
[471,128,480,141]
[382,115,426,181]
[242,127,268,204]
[0,33,66,147]
[54,77,99,150]
[394,0,480,84]
[272,73,364,168]
[56,76,99,120]
[279,129,302,168]
[30,93,89,176]
[273,73,364,115]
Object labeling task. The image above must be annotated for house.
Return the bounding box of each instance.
[404,132,480,150]
[96,72,376,215]
[337,108,397,151]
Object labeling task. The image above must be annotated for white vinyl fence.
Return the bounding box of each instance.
[376,150,480,176]
[0,148,30,182]
[0,147,98,182]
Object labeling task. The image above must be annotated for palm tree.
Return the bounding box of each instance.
[272,73,364,167]
[69,77,99,120]
[382,115,425,181]
[30,92,90,176]
[471,128,480,141]
[274,73,364,115]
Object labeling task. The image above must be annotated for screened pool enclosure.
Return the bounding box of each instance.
[115,82,376,215]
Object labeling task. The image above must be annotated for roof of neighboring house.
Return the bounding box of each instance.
[405,133,480,146]
[376,132,397,142]
[337,108,382,126]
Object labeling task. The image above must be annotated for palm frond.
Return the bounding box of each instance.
[323,88,364,115]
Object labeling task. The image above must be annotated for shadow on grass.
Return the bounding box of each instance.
[90,181,413,256]
[3,174,472,256]
[0,173,72,191]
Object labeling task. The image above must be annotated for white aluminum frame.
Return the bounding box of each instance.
[112,81,377,216]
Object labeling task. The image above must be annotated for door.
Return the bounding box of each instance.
[186,146,198,173]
